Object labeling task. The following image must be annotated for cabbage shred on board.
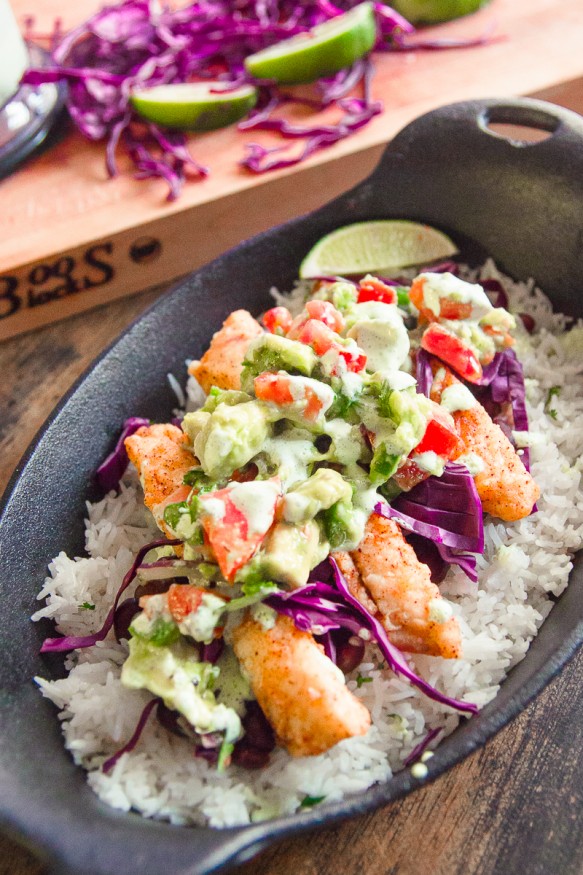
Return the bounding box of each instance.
[22,1,490,198]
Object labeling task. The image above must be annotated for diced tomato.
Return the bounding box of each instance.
[304,299,345,333]
[357,277,397,306]
[297,320,366,373]
[167,584,205,622]
[421,323,483,383]
[254,372,328,422]
[262,306,293,335]
[482,324,515,348]
[394,459,429,492]
[410,277,471,323]
[414,400,463,458]
[439,299,472,320]
[254,372,294,406]
[199,478,280,581]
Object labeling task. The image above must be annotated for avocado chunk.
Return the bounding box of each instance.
[193,400,272,480]
[259,520,326,588]
[282,468,352,524]
[241,334,317,391]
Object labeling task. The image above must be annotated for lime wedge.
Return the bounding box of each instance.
[299,220,459,278]
[244,2,377,85]
[391,0,491,24]
[130,82,258,131]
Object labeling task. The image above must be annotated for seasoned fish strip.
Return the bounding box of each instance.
[348,515,462,659]
[333,550,379,617]
[431,364,539,521]
[232,614,371,757]
[188,309,263,395]
[125,423,193,528]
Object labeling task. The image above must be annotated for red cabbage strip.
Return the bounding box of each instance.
[328,558,477,714]
[95,416,150,493]
[40,538,180,653]
[271,571,477,714]
[403,725,442,767]
[415,348,434,397]
[436,542,478,583]
[391,23,498,51]
[241,93,382,172]
[481,278,509,309]
[102,697,160,774]
[384,463,484,552]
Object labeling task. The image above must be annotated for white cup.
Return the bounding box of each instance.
[0,0,29,107]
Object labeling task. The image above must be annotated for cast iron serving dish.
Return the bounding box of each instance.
[2,97,583,875]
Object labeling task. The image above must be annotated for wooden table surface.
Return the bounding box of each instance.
[2,78,583,875]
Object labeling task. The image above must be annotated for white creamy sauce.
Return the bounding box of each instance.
[200,497,226,522]
[456,452,485,476]
[228,480,280,535]
[428,598,454,624]
[262,432,319,490]
[411,451,445,477]
[324,418,363,465]
[178,593,227,643]
[347,301,410,373]
[418,272,492,319]
[440,383,477,413]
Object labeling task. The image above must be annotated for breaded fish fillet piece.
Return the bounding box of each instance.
[188,309,263,395]
[232,613,371,757]
[430,363,539,521]
[125,423,193,530]
[335,515,462,659]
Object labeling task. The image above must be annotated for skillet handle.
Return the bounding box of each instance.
[371,96,583,174]
[359,97,583,313]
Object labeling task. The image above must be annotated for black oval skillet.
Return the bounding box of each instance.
[1,97,583,875]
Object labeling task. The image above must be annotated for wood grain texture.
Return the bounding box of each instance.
[1,78,583,875]
[3,0,583,269]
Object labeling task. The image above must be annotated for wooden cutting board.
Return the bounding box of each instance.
[1,0,583,341]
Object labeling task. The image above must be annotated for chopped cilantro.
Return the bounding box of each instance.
[79,602,95,611]
[356,674,372,688]
[545,385,561,418]
[326,390,358,420]
[300,795,326,808]
[130,618,180,647]
[369,444,400,486]
[396,286,411,309]
[183,469,215,491]
[217,739,234,772]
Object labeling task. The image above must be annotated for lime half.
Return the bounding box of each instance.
[299,220,459,278]
[130,82,258,131]
[244,2,377,85]
[391,0,491,24]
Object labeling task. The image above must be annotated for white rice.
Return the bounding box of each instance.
[32,260,583,828]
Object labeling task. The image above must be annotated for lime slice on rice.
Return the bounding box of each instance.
[244,2,377,85]
[299,220,459,278]
[391,0,491,24]
[130,82,258,131]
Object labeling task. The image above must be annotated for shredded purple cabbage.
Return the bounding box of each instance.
[268,562,477,715]
[102,696,160,773]
[415,347,434,397]
[22,1,491,198]
[376,463,483,581]
[403,725,442,767]
[95,416,150,493]
[382,463,484,553]
[40,538,180,653]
